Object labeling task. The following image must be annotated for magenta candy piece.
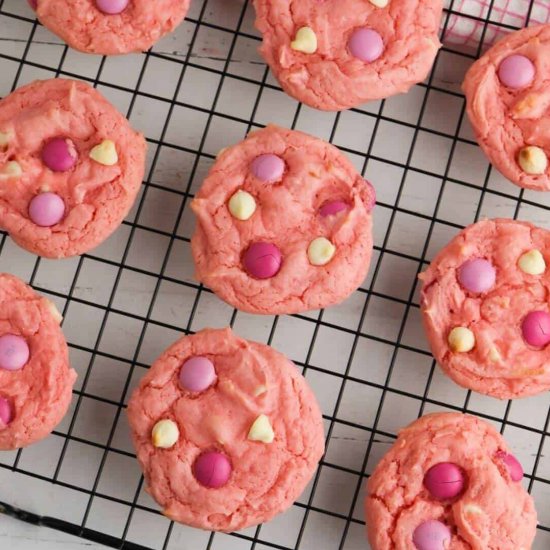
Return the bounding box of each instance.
[0,334,30,372]
[193,451,232,488]
[521,310,550,347]
[498,55,535,89]
[496,451,524,482]
[424,462,465,500]
[320,200,349,218]
[243,242,282,279]
[28,192,65,227]
[348,28,384,62]
[0,397,13,426]
[250,154,285,183]
[41,137,77,172]
[413,520,451,550]
[95,0,129,14]
[179,356,216,392]
[457,258,496,293]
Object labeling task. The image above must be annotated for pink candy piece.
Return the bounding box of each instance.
[179,356,216,392]
[95,0,129,14]
[496,451,524,482]
[498,55,535,89]
[457,258,496,293]
[193,451,232,488]
[41,137,78,172]
[320,200,349,218]
[348,28,384,62]
[243,242,282,279]
[521,310,550,347]
[0,334,30,372]
[424,462,465,500]
[0,397,13,426]
[250,154,285,183]
[412,520,452,550]
[28,192,65,227]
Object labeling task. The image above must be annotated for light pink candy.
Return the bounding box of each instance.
[243,242,282,279]
[521,310,550,347]
[496,451,524,482]
[0,397,13,426]
[250,154,285,183]
[95,0,129,15]
[498,55,535,89]
[424,462,465,500]
[457,258,496,293]
[413,520,452,550]
[193,451,232,488]
[28,192,65,227]
[348,28,384,62]
[0,334,30,371]
[179,357,216,392]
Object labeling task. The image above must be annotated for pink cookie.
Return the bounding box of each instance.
[0,273,76,450]
[0,79,146,259]
[127,328,324,532]
[463,25,550,191]
[191,125,375,315]
[253,0,443,111]
[34,0,190,55]
[365,413,537,550]
[420,218,550,399]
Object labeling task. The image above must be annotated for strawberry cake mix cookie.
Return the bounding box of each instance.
[0,79,146,258]
[0,273,76,450]
[127,328,324,531]
[420,218,550,399]
[30,0,190,55]
[365,413,537,550]
[463,25,550,191]
[253,0,443,111]
[191,125,375,315]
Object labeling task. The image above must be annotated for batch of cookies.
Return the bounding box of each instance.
[0,1,548,548]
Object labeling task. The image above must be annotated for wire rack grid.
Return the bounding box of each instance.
[0,0,549,549]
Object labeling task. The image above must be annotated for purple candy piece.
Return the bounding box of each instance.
[0,397,13,426]
[179,356,216,392]
[28,192,65,227]
[250,154,285,183]
[424,462,465,500]
[320,200,349,218]
[0,334,30,372]
[457,258,496,293]
[496,451,524,482]
[348,28,384,62]
[521,310,550,347]
[413,520,451,550]
[193,451,232,488]
[41,137,78,172]
[243,242,282,279]
[95,0,129,14]
[498,55,535,89]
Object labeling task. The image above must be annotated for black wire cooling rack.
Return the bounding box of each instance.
[0,0,549,549]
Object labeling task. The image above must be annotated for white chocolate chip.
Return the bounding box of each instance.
[0,160,22,180]
[0,130,12,149]
[228,190,256,221]
[518,146,548,175]
[151,419,179,449]
[89,139,118,166]
[308,237,336,266]
[291,27,318,54]
[248,414,275,444]
[488,347,501,363]
[518,249,546,275]
[253,385,267,397]
[369,0,389,6]
[463,503,484,515]
[448,327,475,353]
[45,299,63,324]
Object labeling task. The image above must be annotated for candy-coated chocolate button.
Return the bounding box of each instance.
[28,192,65,227]
[179,356,216,392]
[447,327,475,353]
[348,28,384,62]
[228,190,256,221]
[412,520,451,550]
[248,414,275,443]
[243,242,282,279]
[498,55,535,89]
[521,311,550,347]
[0,334,30,371]
[41,137,78,172]
[496,451,523,482]
[152,419,179,449]
[0,397,12,426]
[518,249,546,275]
[320,200,348,218]
[95,0,129,14]
[89,139,118,166]
[291,27,318,54]
[0,161,22,180]
[308,237,335,266]
[457,258,496,293]
[518,146,547,175]
[424,462,465,500]
[193,451,232,488]
[250,154,285,183]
